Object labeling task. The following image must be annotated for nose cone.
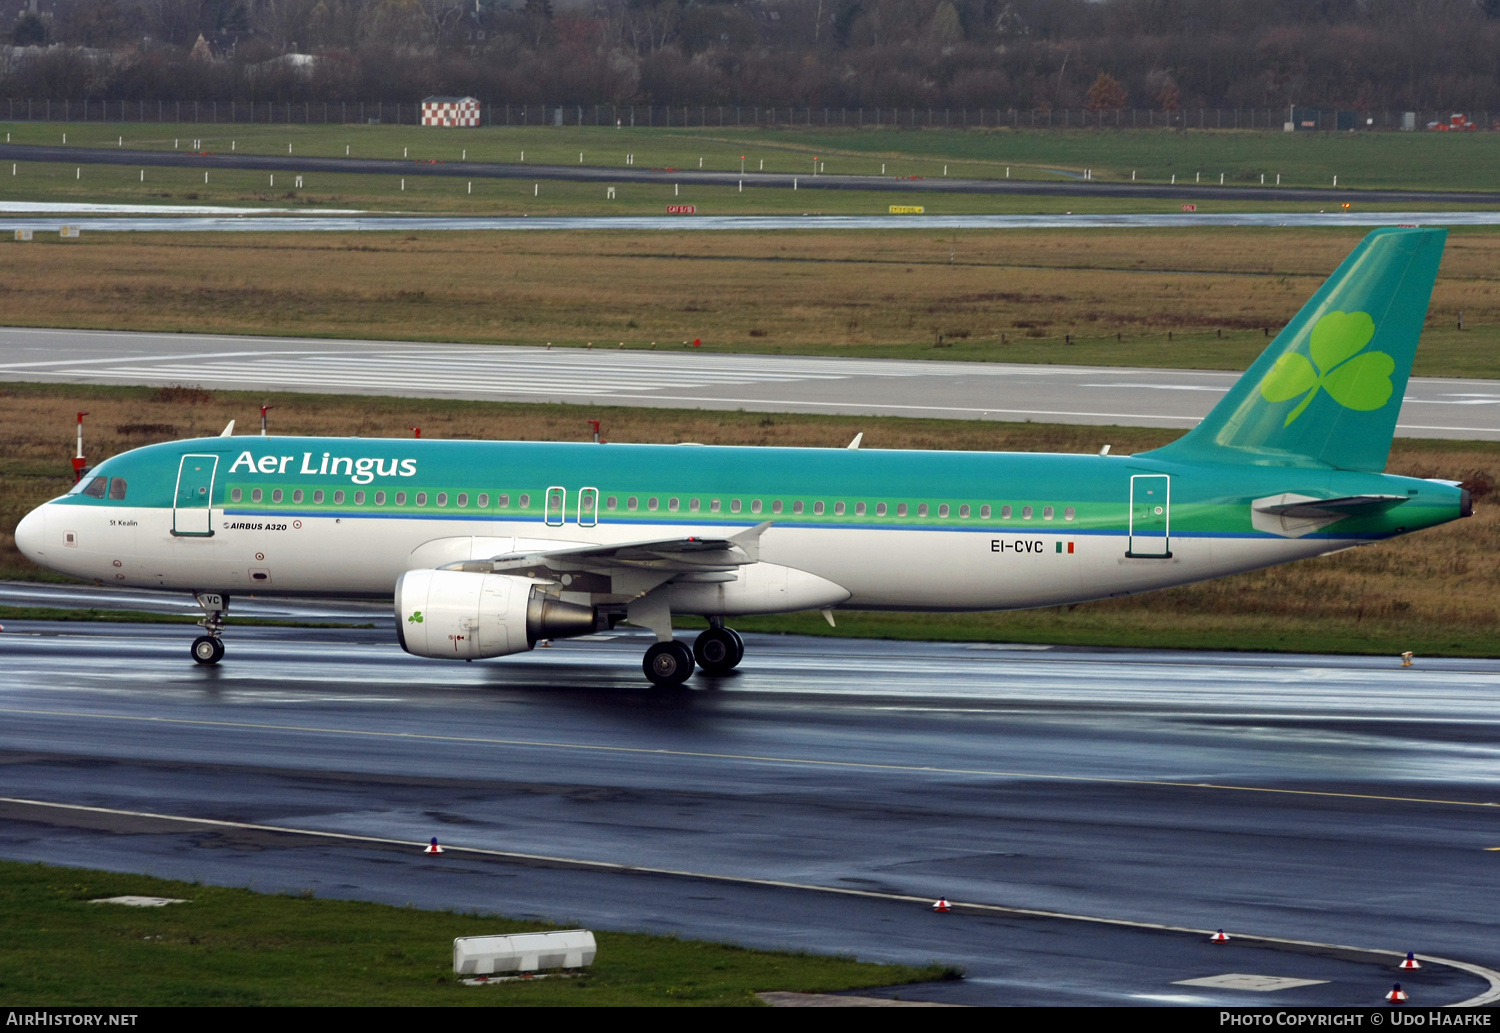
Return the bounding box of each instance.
[14,504,46,563]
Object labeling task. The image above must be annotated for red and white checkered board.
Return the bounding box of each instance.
[422,101,479,127]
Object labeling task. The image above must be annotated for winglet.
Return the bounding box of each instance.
[219,420,235,437]
[729,521,774,563]
[847,433,863,450]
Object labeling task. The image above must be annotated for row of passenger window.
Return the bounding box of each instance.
[228,484,1074,521]
[601,495,1075,520]
[230,487,526,508]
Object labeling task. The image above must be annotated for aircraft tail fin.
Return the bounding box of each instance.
[1143,227,1446,472]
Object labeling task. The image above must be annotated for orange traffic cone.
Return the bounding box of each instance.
[1386,983,1408,1003]
[931,897,951,913]
[1399,952,1421,971]
[423,836,444,855]
[1210,929,1230,943]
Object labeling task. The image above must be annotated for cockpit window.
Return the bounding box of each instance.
[81,477,107,498]
[107,478,127,501]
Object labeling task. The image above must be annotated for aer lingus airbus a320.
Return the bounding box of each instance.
[13,227,1471,685]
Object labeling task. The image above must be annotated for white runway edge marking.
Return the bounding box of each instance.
[2,795,1496,1007]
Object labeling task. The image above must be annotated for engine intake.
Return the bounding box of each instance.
[395,569,595,660]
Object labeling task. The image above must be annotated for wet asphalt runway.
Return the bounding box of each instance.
[1,598,1498,1006]
[4,327,1499,440]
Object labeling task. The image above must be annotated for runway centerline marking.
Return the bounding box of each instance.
[3,705,1499,811]
[1,793,1496,1007]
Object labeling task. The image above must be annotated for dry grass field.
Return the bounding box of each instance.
[3,227,1500,374]
[4,382,1498,656]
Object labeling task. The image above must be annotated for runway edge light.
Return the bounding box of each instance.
[1210,929,1230,943]
[1399,952,1421,970]
[931,897,951,913]
[1386,982,1409,1003]
[424,836,444,855]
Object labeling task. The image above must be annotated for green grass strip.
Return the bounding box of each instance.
[0,860,948,1006]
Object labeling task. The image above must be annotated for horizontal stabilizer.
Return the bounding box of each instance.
[1251,493,1406,538]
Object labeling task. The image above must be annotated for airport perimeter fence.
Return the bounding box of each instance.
[1,99,1493,132]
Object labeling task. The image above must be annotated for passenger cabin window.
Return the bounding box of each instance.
[648,497,659,511]
[772,500,783,514]
[959,505,970,518]
[334,490,346,504]
[606,496,617,509]
[669,498,680,511]
[793,501,804,515]
[252,488,263,503]
[500,494,511,508]
[293,489,305,503]
[518,494,530,508]
[394,491,405,505]
[918,504,929,517]
[1065,506,1076,521]
[813,501,825,515]
[876,503,887,516]
[834,502,845,516]
[415,492,426,506]
[897,503,907,516]
[457,493,468,507]
[82,477,107,499]
[938,504,949,518]
[273,489,283,503]
[231,488,243,502]
[751,500,762,514]
[354,491,365,505]
[108,478,127,501]
[711,499,721,513]
[690,498,701,512]
[855,502,866,516]
[1043,506,1054,520]
[477,493,488,507]
[374,491,385,505]
[436,492,447,507]
[979,505,991,518]
[627,497,639,511]
[314,490,326,504]
[1022,506,1033,519]
[1001,505,1011,518]
[730,500,742,514]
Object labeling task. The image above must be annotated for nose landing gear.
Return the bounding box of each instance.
[190,591,228,666]
[191,635,225,665]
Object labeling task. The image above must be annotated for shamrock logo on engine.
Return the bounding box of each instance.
[408,610,424,624]
[1258,310,1394,426]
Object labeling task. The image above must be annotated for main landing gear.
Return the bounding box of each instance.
[190,591,229,666]
[641,620,745,687]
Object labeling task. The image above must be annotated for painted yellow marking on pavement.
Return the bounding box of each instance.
[1,794,1498,1008]
[2,706,1499,811]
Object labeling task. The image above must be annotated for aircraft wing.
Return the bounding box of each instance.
[441,521,772,578]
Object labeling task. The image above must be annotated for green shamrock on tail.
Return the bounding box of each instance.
[1258,310,1394,426]
[408,610,424,624]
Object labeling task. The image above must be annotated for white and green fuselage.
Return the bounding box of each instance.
[11,228,1472,677]
[15,436,1465,609]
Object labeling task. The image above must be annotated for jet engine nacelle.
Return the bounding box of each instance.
[395,569,595,660]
